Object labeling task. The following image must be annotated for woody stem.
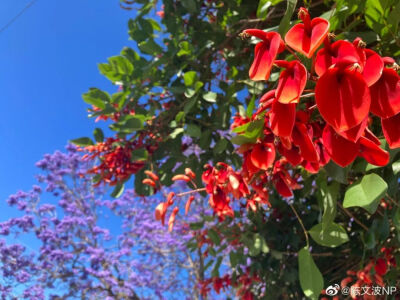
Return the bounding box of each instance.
[176,188,206,197]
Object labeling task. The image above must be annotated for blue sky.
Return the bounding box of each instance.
[0,0,134,206]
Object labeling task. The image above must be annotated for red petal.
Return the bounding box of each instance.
[315,40,360,77]
[322,125,358,167]
[292,123,319,162]
[382,112,400,149]
[250,143,276,170]
[270,100,296,137]
[316,68,371,132]
[362,49,384,86]
[358,136,389,166]
[277,143,302,166]
[275,61,307,104]
[273,174,293,197]
[248,32,282,81]
[285,18,329,58]
[370,68,400,118]
[302,160,320,173]
[336,117,368,143]
[375,258,388,276]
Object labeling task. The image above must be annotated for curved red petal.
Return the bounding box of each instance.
[285,18,329,58]
[322,125,359,167]
[248,32,282,81]
[292,123,319,162]
[243,29,269,41]
[273,174,293,197]
[362,49,384,86]
[382,112,400,149]
[370,68,400,118]
[316,68,371,132]
[336,117,368,143]
[250,143,276,170]
[358,136,389,166]
[275,61,307,104]
[270,101,296,137]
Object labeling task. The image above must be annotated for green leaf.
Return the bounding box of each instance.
[183,71,197,86]
[82,88,110,110]
[177,41,192,57]
[343,173,388,214]
[324,161,349,184]
[246,95,256,117]
[93,128,104,143]
[211,256,223,278]
[131,148,148,161]
[208,229,220,245]
[181,0,197,13]
[321,182,339,229]
[203,91,217,103]
[309,223,349,247]
[298,247,324,299]
[213,138,228,155]
[257,0,272,19]
[138,39,163,54]
[111,182,124,198]
[189,221,204,230]
[186,123,201,138]
[70,137,94,147]
[170,128,184,139]
[229,251,238,267]
[278,0,298,36]
[110,115,144,133]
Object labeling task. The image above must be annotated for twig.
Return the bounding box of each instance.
[337,202,369,231]
[176,188,206,197]
[289,204,309,247]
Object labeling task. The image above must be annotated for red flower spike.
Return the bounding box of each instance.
[322,125,359,167]
[167,192,175,206]
[168,207,179,232]
[315,40,361,77]
[337,117,368,143]
[358,136,389,167]
[292,123,319,162]
[362,49,384,86]
[144,170,159,181]
[382,112,400,149]
[370,68,400,118]
[316,67,371,132]
[142,178,156,187]
[270,100,297,137]
[244,29,284,81]
[285,7,329,58]
[185,168,196,179]
[274,60,307,104]
[250,143,276,170]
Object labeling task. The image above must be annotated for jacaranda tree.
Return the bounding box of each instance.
[72,0,400,298]
[0,145,209,299]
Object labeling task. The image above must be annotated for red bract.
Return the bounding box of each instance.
[275,60,307,104]
[250,143,276,170]
[285,7,329,58]
[370,68,400,118]
[270,100,296,137]
[243,29,284,81]
[315,39,361,77]
[361,49,384,86]
[382,112,400,148]
[292,122,319,162]
[315,67,371,132]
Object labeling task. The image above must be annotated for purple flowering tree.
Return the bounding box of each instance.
[0,145,206,300]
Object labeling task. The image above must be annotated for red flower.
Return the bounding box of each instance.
[382,112,400,148]
[315,67,371,132]
[243,29,284,81]
[315,39,361,77]
[275,60,307,104]
[370,68,400,118]
[250,143,276,170]
[285,7,329,58]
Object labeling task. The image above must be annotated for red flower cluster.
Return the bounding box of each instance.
[198,7,399,219]
[202,163,249,218]
[82,137,145,186]
[199,268,261,300]
[337,247,396,299]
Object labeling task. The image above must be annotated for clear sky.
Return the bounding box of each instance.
[0,0,134,206]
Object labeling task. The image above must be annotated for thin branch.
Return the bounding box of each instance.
[289,204,309,247]
[337,202,369,231]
